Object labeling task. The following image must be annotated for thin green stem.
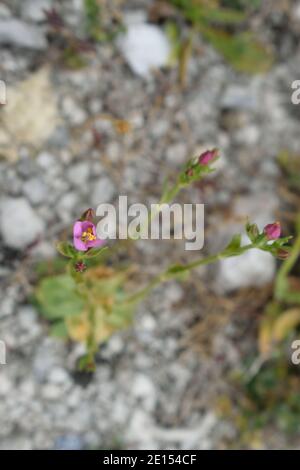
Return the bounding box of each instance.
[275,226,300,301]
[125,243,255,305]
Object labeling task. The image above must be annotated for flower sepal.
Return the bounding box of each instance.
[223,234,242,257]
[246,221,259,243]
[83,245,108,259]
[56,241,78,259]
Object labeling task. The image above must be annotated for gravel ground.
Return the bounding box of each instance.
[0,0,300,450]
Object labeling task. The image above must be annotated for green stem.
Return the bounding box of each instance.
[137,180,184,240]
[86,303,97,363]
[125,243,254,305]
[71,261,97,364]
[275,228,300,301]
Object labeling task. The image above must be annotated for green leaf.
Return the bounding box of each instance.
[36,274,84,320]
[84,0,102,41]
[170,0,246,26]
[167,263,186,275]
[199,6,246,25]
[83,246,108,259]
[169,0,272,74]
[200,28,273,74]
[50,321,69,339]
[56,242,78,259]
[77,354,96,372]
[224,234,242,254]
[246,222,259,243]
[108,303,135,329]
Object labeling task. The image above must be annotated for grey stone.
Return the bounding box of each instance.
[132,374,156,412]
[67,162,90,187]
[216,246,276,294]
[23,178,48,205]
[117,23,171,78]
[21,0,53,22]
[36,151,59,172]
[56,192,79,213]
[48,367,70,386]
[3,169,23,196]
[221,84,258,111]
[0,198,44,249]
[61,96,87,126]
[54,435,84,451]
[166,142,187,166]
[31,240,56,259]
[150,120,169,139]
[0,19,47,50]
[0,289,16,318]
[91,177,115,206]
[48,126,70,148]
[0,4,11,19]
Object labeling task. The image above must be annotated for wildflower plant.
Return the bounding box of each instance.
[35,150,291,371]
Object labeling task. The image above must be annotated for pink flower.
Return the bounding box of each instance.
[73,220,105,251]
[263,222,281,240]
[198,148,219,165]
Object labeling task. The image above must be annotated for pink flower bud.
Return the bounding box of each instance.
[80,208,95,222]
[75,261,87,273]
[198,148,219,166]
[263,222,281,240]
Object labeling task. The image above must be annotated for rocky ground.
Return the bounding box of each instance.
[0,0,300,450]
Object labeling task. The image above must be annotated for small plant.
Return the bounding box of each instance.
[224,155,300,444]
[84,0,123,42]
[35,149,290,371]
[166,0,273,74]
[44,7,95,69]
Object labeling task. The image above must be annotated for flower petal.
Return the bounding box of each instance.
[86,238,105,249]
[73,221,83,238]
[81,220,95,232]
[73,237,88,251]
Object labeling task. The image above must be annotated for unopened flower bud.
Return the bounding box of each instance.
[198,148,219,166]
[75,260,87,273]
[80,208,95,222]
[246,222,259,242]
[264,222,281,240]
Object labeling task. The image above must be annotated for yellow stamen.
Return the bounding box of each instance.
[81,227,96,243]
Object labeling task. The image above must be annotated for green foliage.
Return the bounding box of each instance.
[56,241,78,259]
[50,321,69,338]
[84,0,124,42]
[35,266,134,348]
[34,257,67,278]
[223,234,242,255]
[170,0,247,25]
[179,155,217,186]
[84,0,103,41]
[240,357,300,435]
[56,241,107,260]
[246,221,259,243]
[278,150,300,191]
[275,217,300,304]
[62,46,88,70]
[200,28,273,74]
[168,0,273,73]
[36,274,85,320]
[84,246,108,259]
